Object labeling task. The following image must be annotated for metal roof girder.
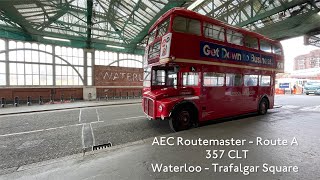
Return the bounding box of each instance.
[237,0,310,27]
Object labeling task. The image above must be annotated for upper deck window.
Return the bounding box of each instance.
[157,19,169,37]
[203,23,225,41]
[173,16,201,35]
[273,44,283,55]
[148,41,160,59]
[244,35,258,49]
[148,29,156,45]
[226,30,243,46]
[260,40,272,53]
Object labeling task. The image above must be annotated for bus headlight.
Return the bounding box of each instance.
[158,105,163,112]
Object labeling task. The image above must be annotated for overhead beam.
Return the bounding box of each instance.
[120,0,142,33]
[254,10,320,40]
[0,4,36,40]
[236,0,310,27]
[95,0,128,44]
[38,1,75,31]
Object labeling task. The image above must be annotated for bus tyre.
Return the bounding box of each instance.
[169,108,192,132]
[258,98,268,115]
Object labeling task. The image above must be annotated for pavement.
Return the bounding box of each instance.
[0,95,319,180]
[0,98,141,116]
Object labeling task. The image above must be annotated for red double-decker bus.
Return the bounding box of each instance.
[142,8,284,132]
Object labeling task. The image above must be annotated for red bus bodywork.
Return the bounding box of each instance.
[142,8,284,131]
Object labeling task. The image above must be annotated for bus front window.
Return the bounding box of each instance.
[152,68,178,87]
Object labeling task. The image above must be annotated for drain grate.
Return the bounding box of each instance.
[92,142,113,151]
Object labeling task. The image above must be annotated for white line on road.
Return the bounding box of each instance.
[113,116,146,121]
[81,124,85,149]
[96,109,100,122]
[0,115,144,138]
[79,109,82,123]
[0,124,83,137]
[90,123,95,146]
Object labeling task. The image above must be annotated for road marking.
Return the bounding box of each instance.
[90,123,95,146]
[113,116,146,121]
[0,124,83,137]
[81,124,85,148]
[0,116,143,138]
[94,103,140,109]
[79,109,82,123]
[96,109,100,122]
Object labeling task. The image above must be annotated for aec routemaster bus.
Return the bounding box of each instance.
[142,8,284,132]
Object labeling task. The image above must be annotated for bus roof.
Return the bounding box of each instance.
[149,8,279,44]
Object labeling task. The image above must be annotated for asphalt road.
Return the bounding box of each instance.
[0,94,319,175]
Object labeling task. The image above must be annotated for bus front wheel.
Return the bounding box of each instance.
[169,108,192,132]
[258,98,268,115]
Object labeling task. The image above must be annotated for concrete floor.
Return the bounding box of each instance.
[0,95,320,179]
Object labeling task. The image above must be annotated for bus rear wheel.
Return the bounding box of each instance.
[258,98,268,115]
[169,108,192,132]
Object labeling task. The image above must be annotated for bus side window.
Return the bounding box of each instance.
[244,35,258,49]
[226,73,242,86]
[259,75,271,86]
[226,30,243,46]
[203,72,224,86]
[260,40,272,53]
[183,72,199,86]
[244,75,258,86]
[203,23,225,41]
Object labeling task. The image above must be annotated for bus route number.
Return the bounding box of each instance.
[205,150,249,159]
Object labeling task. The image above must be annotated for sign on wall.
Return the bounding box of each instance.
[94,66,143,86]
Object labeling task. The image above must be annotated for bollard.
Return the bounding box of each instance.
[27,96,32,106]
[14,96,19,107]
[39,96,43,105]
[1,97,5,108]
[120,92,122,99]
[127,92,129,99]
[60,94,64,103]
